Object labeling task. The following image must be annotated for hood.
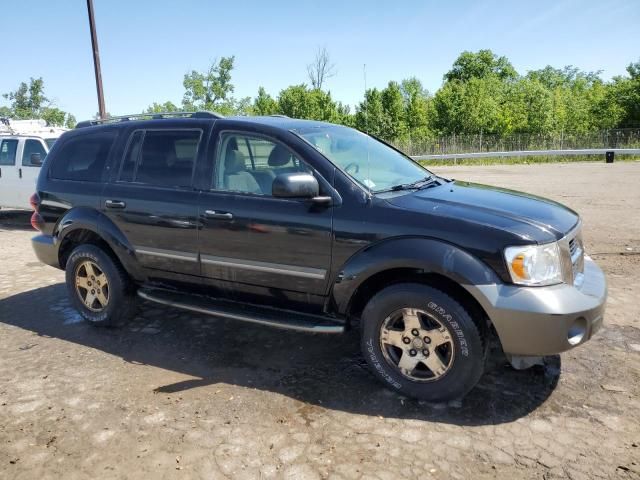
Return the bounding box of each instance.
[385,180,579,243]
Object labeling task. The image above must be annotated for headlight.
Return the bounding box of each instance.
[504,242,563,286]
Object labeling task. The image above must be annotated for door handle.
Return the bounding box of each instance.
[105,199,126,209]
[205,210,233,220]
[19,168,22,179]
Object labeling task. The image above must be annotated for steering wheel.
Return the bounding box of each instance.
[344,162,360,175]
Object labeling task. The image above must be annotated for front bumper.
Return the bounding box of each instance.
[468,257,606,356]
[32,234,60,269]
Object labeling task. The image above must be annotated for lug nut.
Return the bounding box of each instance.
[402,337,411,344]
[422,349,429,356]
[423,336,431,344]
[91,289,95,294]
[409,349,417,356]
[411,329,419,336]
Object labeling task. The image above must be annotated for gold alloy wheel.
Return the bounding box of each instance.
[75,260,109,312]
[379,308,455,382]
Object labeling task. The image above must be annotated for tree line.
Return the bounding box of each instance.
[2,49,639,146]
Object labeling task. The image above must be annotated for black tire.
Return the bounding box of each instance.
[361,283,485,402]
[65,244,136,327]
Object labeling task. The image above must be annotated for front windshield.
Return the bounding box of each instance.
[293,125,431,193]
[44,138,57,149]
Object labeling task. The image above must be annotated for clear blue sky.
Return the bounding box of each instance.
[1,0,638,121]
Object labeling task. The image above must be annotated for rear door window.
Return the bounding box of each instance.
[50,131,117,182]
[119,129,201,188]
[22,139,47,166]
[0,139,18,165]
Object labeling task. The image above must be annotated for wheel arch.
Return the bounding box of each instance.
[55,207,144,281]
[331,237,500,332]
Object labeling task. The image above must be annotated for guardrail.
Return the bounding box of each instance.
[411,148,640,162]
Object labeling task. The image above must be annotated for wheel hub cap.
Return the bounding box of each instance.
[75,261,109,312]
[379,308,455,382]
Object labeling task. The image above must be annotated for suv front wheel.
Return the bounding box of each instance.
[361,283,485,402]
[65,244,136,327]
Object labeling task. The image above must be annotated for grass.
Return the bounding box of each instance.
[417,155,640,167]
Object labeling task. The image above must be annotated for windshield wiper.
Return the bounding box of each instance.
[380,175,436,193]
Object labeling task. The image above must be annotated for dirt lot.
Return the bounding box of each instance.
[1,162,639,479]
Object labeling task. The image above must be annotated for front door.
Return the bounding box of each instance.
[102,126,205,281]
[198,130,333,308]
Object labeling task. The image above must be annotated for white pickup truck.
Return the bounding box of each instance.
[0,119,67,210]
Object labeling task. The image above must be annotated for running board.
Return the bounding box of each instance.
[137,288,345,334]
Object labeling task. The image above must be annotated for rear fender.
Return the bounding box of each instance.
[55,207,145,281]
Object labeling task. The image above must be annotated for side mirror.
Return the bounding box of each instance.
[272,173,319,199]
[30,153,43,166]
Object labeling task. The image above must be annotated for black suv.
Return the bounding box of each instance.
[31,112,607,401]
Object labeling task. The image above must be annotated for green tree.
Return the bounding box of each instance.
[253,87,278,115]
[380,81,407,140]
[433,77,504,135]
[354,88,385,137]
[444,49,517,83]
[2,77,74,127]
[144,101,180,114]
[182,56,236,111]
[276,85,342,122]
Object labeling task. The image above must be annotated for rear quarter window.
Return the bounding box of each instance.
[50,130,117,182]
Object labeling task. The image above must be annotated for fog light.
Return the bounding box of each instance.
[568,317,587,346]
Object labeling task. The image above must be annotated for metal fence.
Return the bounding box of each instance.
[396,128,640,157]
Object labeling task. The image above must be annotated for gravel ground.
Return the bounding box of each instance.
[0,162,639,479]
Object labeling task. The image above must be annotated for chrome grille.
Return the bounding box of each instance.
[561,224,584,286]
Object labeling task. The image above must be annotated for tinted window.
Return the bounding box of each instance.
[119,130,143,182]
[22,139,47,166]
[119,130,200,188]
[50,131,117,182]
[215,133,309,195]
[0,139,18,166]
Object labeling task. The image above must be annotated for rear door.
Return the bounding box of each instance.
[0,138,20,208]
[101,124,206,282]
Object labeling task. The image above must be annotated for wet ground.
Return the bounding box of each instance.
[1,162,639,479]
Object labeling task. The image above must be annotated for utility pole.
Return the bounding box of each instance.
[86,0,106,119]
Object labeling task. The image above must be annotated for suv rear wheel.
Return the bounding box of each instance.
[65,244,136,326]
[361,283,485,402]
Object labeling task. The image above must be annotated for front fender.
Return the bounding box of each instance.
[331,237,501,316]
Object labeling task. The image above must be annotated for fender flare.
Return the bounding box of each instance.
[55,207,145,281]
[330,236,501,317]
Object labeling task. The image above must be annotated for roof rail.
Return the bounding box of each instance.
[269,114,289,118]
[75,111,224,129]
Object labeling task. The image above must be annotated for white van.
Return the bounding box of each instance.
[0,119,67,210]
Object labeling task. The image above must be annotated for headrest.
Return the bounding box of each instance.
[268,145,291,167]
[225,149,246,174]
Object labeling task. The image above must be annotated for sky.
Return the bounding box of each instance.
[1,0,639,121]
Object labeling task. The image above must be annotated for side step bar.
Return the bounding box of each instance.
[137,288,345,334]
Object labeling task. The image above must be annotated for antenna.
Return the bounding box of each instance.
[363,64,368,134]
[363,63,371,195]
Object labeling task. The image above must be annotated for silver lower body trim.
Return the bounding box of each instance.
[200,254,326,280]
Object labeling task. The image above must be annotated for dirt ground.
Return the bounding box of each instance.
[0,161,639,479]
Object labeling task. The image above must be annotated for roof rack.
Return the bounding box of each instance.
[75,111,224,129]
[269,114,289,118]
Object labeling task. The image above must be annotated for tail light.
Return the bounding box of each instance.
[30,212,45,231]
[29,193,40,211]
[29,193,44,231]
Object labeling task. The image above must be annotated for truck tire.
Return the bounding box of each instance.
[65,244,136,327]
[361,283,485,402]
